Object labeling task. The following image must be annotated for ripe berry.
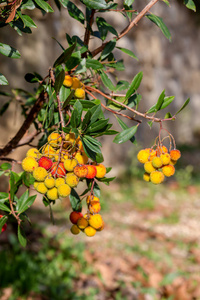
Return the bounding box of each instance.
[63,75,73,88]
[160,153,171,165]
[89,201,101,214]
[95,164,106,178]
[85,165,97,179]
[88,214,103,230]
[86,195,100,203]
[70,211,83,224]
[51,162,66,178]
[73,165,88,178]
[84,226,96,237]
[162,165,175,177]
[150,171,165,184]
[170,149,181,161]
[38,156,53,170]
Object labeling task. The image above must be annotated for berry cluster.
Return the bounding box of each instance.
[137,145,181,184]
[69,196,104,237]
[21,131,107,236]
[63,75,85,99]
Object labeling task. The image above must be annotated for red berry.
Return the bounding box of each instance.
[38,156,53,170]
[85,165,97,179]
[70,211,83,224]
[51,162,66,178]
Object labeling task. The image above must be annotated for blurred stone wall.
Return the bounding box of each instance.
[0,0,200,175]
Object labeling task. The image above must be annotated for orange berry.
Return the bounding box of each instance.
[71,77,81,90]
[160,153,171,165]
[73,165,88,178]
[150,171,165,184]
[86,195,100,203]
[162,165,175,177]
[85,165,97,179]
[63,75,73,88]
[156,145,168,156]
[84,226,96,237]
[170,149,181,161]
[77,217,89,230]
[70,211,83,224]
[89,201,101,214]
[51,162,66,178]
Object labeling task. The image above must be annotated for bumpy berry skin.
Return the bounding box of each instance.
[70,224,80,235]
[162,165,175,177]
[156,145,168,156]
[77,217,89,230]
[85,165,97,179]
[63,75,73,88]
[143,172,150,182]
[65,173,79,188]
[96,221,105,231]
[160,153,171,165]
[137,149,150,164]
[44,175,55,189]
[152,157,163,169]
[64,159,77,172]
[35,182,48,194]
[55,178,65,188]
[95,164,107,178]
[89,214,103,230]
[150,171,165,184]
[74,152,88,165]
[89,201,101,214]
[57,184,71,198]
[48,132,62,148]
[144,161,156,174]
[146,149,157,161]
[86,195,100,203]
[84,226,96,237]
[47,187,58,200]
[22,157,38,172]
[74,88,85,99]
[0,215,7,233]
[73,165,88,178]
[38,156,53,171]
[70,211,83,224]
[42,145,55,159]
[51,162,66,178]
[26,148,40,158]
[170,149,181,161]
[33,167,48,182]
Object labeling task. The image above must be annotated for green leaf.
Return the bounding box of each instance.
[146,96,174,114]
[128,94,142,109]
[76,57,87,74]
[0,215,8,232]
[9,172,15,201]
[0,203,11,212]
[53,42,76,68]
[0,43,21,59]
[83,137,102,153]
[113,125,138,144]
[81,0,109,10]
[93,182,101,198]
[101,39,116,60]
[81,110,92,131]
[115,116,136,143]
[34,0,54,12]
[86,119,109,133]
[116,80,129,91]
[155,89,165,111]
[117,47,138,61]
[65,51,81,71]
[183,0,196,11]
[175,98,190,115]
[126,72,143,99]
[17,190,36,215]
[21,0,36,10]
[84,135,102,147]
[59,0,85,23]
[0,192,9,203]
[124,0,134,5]
[69,188,82,211]
[59,86,71,103]
[0,163,11,170]
[100,71,116,91]
[86,59,103,70]
[0,73,8,85]
[96,17,118,41]
[54,69,65,94]
[18,226,27,247]
[71,100,83,128]
[164,112,172,119]
[62,89,75,109]
[146,14,171,41]
[22,172,35,187]
[18,12,37,28]
[90,104,103,125]
[97,176,115,185]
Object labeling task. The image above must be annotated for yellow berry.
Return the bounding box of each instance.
[65,172,79,188]
[84,226,96,237]
[74,88,85,99]
[89,201,101,214]
[86,195,100,203]
[65,133,76,144]
[160,153,171,165]
[137,149,149,164]
[150,171,165,184]
[95,164,106,178]
[70,224,80,235]
[144,161,156,174]
[47,187,58,200]
[77,217,89,230]
[146,148,157,161]
[88,214,103,230]
[44,175,55,189]
[77,140,84,152]
[71,77,81,90]
[55,177,65,188]
[33,167,48,181]
[22,157,38,172]
[162,165,175,177]
[74,152,88,165]
[152,157,163,168]
[143,172,150,182]
[33,181,39,189]
[57,184,71,198]
[42,145,55,159]
[64,158,77,171]
[26,148,40,158]
[48,132,62,148]
[35,182,48,194]
[63,75,73,88]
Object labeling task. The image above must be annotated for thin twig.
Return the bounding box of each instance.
[84,9,95,47]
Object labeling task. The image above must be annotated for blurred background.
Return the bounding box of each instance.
[0,0,200,299]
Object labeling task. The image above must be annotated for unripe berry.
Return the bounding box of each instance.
[42,145,55,159]
[70,224,80,235]
[152,157,163,168]
[160,153,171,165]
[144,161,156,174]
[71,77,81,90]
[22,157,38,172]
[35,182,48,194]
[89,201,101,214]
[26,148,40,158]
[48,132,62,148]
[84,226,96,237]
[85,165,97,179]
[73,165,88,178]
[65,132,76,144]
[170,149,181,161]
[70,211,83,224]
[33,167,48,181]
[88,214,103,230]
[150,171,165,184]
[77,217,88,230]
[95,164,107,178]
[47,187,58,200]
[38,156,53,170]
[51,162,66,178]
[44,175,55,189]
[74,152,88,165]
[146,148,157,161]
[74,88,85,99]
[137,149,150,164]
[64,158,77,172]
[65,172,79,188]
[55,177,65,188]
[162,165,175,177]
[57,184,71,198]
[143,172,150,182]
[63,75,73,88]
